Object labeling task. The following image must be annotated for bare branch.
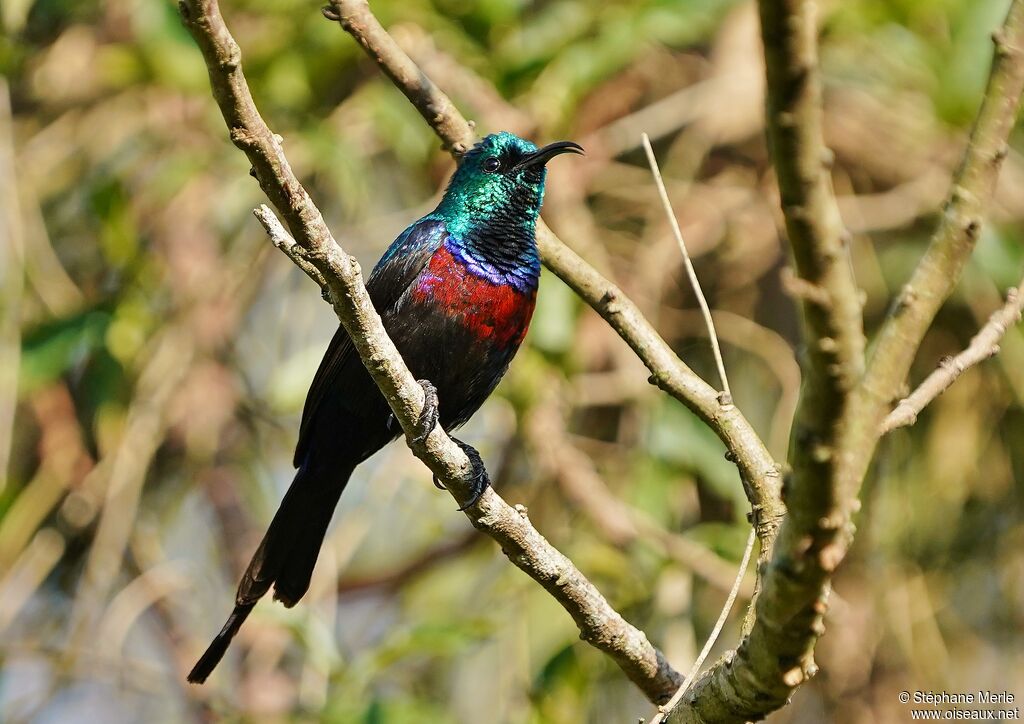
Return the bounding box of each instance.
[535,229,785,549]
[759,0,865,512]
[181,0,684,703]
[882,279,1024,433]
[252,205,330,294]
[321,1,477,155]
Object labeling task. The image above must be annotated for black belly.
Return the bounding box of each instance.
[300,297,524,469]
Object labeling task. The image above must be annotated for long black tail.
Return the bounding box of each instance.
[187,460,354,684]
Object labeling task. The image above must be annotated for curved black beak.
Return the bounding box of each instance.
[514,140,585,171]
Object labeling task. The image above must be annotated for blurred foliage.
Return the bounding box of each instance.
[1,0,1023,722]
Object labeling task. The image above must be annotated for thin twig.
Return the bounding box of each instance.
[882,278,1024,433]
[642,132,731,399]
[650,528,756,724]
[253,205,330,293]
[181,0,684,702]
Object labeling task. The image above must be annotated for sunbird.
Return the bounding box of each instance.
[188,132,583,683]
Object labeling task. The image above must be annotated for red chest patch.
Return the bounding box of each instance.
[411,246,536,348]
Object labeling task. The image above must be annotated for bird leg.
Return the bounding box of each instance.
[411,379,439,446]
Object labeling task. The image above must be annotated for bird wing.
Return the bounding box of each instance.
[292,217,448,467]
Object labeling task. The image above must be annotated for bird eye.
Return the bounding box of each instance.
[482,156,501,173]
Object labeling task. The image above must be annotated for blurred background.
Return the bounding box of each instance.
[2,0,1023,721]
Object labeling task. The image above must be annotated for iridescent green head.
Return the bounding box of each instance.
[435,132,583,233]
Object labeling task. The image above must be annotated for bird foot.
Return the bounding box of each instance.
[450,438,490,511]
[411,379,439,446]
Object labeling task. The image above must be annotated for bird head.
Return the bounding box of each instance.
[437,132,584,228]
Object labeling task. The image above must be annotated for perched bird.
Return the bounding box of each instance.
[188,132,583,683]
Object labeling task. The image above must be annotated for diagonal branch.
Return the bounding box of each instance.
[882,277,1024,433]
[322,0,785,561]
[179,0,684,703]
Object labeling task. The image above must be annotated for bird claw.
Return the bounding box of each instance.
[408,381,488,508]
[451,438,490,511]
[411,379,439,446]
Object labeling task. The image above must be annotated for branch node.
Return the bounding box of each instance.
[599,289,623,316]
[781,667,805,687]
[220,42,241,71]
[229,125,257,150]
[937,354,964,375]
[780,268,831,308]
[893,283,918,315]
